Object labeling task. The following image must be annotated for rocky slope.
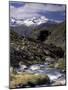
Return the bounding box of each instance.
[10,30,65,70]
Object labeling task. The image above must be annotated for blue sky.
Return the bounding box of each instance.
[9,1,66,21]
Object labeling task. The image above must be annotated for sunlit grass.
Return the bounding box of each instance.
[10,72,50,88]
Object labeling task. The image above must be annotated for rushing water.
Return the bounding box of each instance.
[24,63,64,81]
[16,63,65,84]
[15,63,65,87]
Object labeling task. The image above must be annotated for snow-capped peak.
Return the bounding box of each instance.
[24,19,35,26]
[40,16,48,20]
[10,17,16,23]
[10,17,17,26]
[10,16,62,27]
[24,16,49,26]
[10,16,49,27]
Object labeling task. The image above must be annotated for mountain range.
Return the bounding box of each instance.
[10,16,62,27]
[10,16,63,37]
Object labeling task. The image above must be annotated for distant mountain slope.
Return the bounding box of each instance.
[45,22,66,50]
[10,25,33,37]
[10,23,57,38]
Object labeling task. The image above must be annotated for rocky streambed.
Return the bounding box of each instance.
[10,63,66,88]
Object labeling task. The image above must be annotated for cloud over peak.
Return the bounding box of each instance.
[9,2,66,20]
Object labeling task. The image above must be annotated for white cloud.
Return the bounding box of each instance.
[10,3,65,19]
[43,4,65,12]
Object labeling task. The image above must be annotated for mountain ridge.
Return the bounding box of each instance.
[10,16,63,27]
